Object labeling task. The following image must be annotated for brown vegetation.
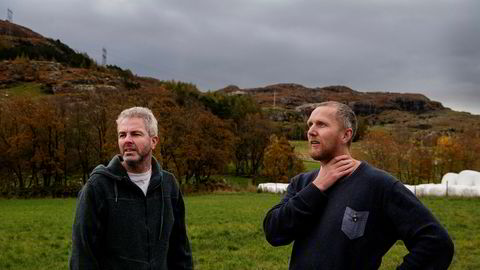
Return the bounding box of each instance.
[0,83,282,197]
[356,129,480,184]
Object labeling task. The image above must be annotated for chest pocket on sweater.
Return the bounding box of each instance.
[341,206,369,240]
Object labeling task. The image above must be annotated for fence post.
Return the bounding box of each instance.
[446,180,448,198]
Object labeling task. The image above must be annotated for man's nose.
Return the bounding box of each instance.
[307,125,316,136]
[124,133,134,142]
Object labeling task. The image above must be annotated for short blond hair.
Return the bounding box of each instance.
[316,101,357,146]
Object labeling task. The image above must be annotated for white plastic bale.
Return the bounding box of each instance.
[413,184,426,196]
[427,184,447,196]
[447,185,478,197]
[257,183,289,193]
[457,170,480,186]
[421,184,438,196]
[441,172,459,185]
[472,186,480,196]
[447,185,465,196]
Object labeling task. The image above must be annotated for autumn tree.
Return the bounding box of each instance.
[159,104,234,185]
[0,98,32,190]
[200,93,273,176]
[233,113,273,176]
[263,135,305,183]
[360,129,398,172]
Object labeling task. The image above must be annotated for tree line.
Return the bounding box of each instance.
[2,81,478,197]
[0,82,305,197]
[358,128,480,185]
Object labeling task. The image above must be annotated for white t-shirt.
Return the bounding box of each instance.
[127,169,152,196]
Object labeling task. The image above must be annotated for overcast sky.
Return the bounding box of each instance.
[2,0,479,114]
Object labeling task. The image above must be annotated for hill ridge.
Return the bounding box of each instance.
[217,83,444,115]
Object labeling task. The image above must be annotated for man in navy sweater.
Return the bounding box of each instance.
[263,101,454,269]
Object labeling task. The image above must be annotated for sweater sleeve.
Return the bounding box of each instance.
[167,186,194,270]
[263,176,328,246]
[69,182,104,270]
[384,182,454,270]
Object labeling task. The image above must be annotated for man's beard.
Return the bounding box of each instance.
[123,149,151,168]
[310,147,335,163]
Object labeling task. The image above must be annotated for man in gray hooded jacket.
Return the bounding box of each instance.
[70,107,193,270]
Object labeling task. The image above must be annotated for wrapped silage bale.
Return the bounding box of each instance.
[457,170,480,186]
[448,185,479,197]
[257,183,268,192]
[441,172,459,185]
[426,184,447,196]
[472,186,480,197]
[412,184,426,196]
[447,185,465,196]
[257,183,289,193]
[276,183,289,193]
[266,183,277,193]
[419,184,438,196]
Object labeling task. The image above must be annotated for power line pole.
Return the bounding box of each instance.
[102,47,107,66]
[7,8,13,22]
[6,9,13,36]
[273,90,276,109]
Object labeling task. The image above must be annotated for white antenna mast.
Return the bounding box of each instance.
[273,90,276,109]
[102,47,107,66]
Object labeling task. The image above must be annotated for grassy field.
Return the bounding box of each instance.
[0,194,478,269]
[0,82,47,99]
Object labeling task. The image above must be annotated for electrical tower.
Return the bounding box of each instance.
[102,47,107,66]
[6,9,13,36]
[7,8,13,22]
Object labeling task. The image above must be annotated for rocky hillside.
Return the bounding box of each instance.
[217,84,480,136]
[218,83,444,116]
[0,20,159,94]
[0,59,161,94]
[1,20,478,136]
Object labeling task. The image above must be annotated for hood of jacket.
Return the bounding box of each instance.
[89,154,164,201]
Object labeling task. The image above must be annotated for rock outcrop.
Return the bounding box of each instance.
[219,84,445,116]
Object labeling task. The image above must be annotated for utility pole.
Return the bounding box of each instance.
[102,47,107,66]
[7,8,13,22]
[6,9,13,36]
[273,90,276,109]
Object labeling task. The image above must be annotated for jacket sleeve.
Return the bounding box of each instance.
[167,188,194,270]
[263,177,328,246]
[69,182,105,270]
[384,182,454,270]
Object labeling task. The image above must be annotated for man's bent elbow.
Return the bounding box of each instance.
[263,223,294,247]
[434,230,455,269]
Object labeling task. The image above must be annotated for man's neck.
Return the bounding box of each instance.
[122,158,152,174]
[319,148,352,166]
[319,156,361,176]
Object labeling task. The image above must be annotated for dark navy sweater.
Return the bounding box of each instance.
[264,162,454,269]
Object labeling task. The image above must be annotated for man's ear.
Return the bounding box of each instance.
[151,136,159,150]
[342,128,353,144]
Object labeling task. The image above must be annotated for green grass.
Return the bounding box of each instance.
[290,140,310,157]
[0,199,73,270]
[290,139,369,172]
[0,82,47,99]
[0,195,478,269]
[218,175,255,190]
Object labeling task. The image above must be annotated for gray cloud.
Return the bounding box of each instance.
[1,0,479,113]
